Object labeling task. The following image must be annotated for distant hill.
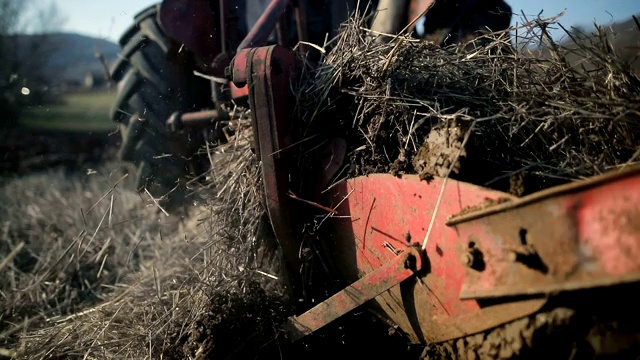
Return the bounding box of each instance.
[8,32,119,87]
[609,15,640,41]
[47,33,120,84]
[562,15,639,48]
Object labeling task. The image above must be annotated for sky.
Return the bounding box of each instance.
[57,0,640,43]
[55,0,158,41]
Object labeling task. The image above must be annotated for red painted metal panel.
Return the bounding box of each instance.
[231,45,306,305]
[577,176,640,276]
[326,175,510,311]
[450,166,640,299]
[321,168,640,342]
[229,48,251,101]
[322,174,545,343]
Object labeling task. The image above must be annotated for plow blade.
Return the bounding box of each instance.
[313,165,640,344]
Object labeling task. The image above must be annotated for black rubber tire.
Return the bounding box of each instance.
[109,4,212,204]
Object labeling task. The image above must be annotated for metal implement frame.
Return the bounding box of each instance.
[315,167,640,344]
[230,45,307,303]
[320,174,545,343]
[285,245,425,342]
[449,165,640,300]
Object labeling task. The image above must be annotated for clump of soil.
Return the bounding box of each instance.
[173,279,290,360]
[422,284,640,359]
[413,120,467,180]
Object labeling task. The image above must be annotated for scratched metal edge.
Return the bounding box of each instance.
[460,272,640,300]
[447,164,640,226]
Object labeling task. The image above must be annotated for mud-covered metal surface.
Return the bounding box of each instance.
[451,165,640,300]
[421,283,640,359]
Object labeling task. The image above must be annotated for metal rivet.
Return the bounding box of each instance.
[461,252,474,267]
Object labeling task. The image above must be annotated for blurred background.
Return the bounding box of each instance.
[0,0,638,177]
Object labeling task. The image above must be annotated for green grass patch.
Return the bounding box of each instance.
[20,91,117,132]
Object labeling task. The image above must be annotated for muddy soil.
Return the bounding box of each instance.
[167,286,421,360]
[412,119,467,179]
[423,309,640,360]
[422,285,640,360]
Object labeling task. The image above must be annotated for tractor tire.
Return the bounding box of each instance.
[109,4,212,206]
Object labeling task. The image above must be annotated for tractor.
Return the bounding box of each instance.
[108,0,512,203]
[108,1,640,358]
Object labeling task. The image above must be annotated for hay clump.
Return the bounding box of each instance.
[296,13,640,195]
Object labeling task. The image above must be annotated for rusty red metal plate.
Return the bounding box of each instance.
[286,245,424,342]
[231,45,306,303]
[449,165,640,300]
[229,48,252,101]
[322,174,545,343]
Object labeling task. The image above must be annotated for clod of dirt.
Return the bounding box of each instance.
[454,196,513,217]
[175,280,290,360]
[421,308,583,359]
[412,119,467,180]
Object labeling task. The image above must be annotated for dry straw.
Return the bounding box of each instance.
[295,12,640,196]
[2,120,287,359]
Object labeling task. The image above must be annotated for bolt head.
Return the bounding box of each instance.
[460,252,474,267]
